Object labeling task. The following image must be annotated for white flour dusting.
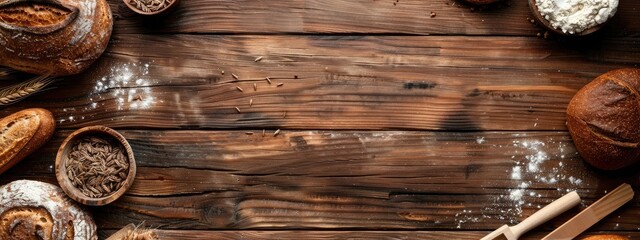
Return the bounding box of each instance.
[455,135,589,227]
[511,166,522,180]
[502,138,586,223]
[57,62,158,123]
[535,0,618,34]
[92,63,156,110]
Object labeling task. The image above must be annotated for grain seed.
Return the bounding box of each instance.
[277,83,284,87]
[254,56,263,62]
[249,99,253,107]
[253,83,257,91]
[262,129,266,137]
[232,73,239,80]
[235,107,241,113]
[274,129,281,137]
[236,86,244,92]
[266,77,272,84]
[65,135,129,198]
[245,132,254,135]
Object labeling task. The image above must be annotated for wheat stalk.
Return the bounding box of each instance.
[126,223,158,240]
[0,75,55,106]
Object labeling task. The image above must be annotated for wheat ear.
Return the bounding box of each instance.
[125,222,159,240]
[0,75,55,106]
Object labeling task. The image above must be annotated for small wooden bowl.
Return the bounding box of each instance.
[123,0,181,16]
[55,126,136,206]
[528,0,603,36]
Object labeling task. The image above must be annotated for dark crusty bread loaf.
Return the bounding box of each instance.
[567,68,640,170]
[0,0,113,76]
[0,108,55,174]
[582,235,630,240]
[0,180,97,240]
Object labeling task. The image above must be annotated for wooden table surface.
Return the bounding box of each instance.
[2,0,640,239]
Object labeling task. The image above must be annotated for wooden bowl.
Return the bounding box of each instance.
[55,126,136,206]
[123,0,181,16]
[528,0,603,36]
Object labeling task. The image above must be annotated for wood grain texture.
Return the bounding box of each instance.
[3,130,638,230]
[1,35,638,131]
[97,230,640,240]
[112,230,640,240]
[106,0,640,36]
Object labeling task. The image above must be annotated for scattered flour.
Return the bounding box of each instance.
[92,63,156,111]
[456,135,589,227]
[535,0,619,34]
[511,166,522,180]
[502,138,587,223]
[57,62,158,123]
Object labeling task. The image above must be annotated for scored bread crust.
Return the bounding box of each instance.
[567,68,640,170]
[0,180,97,240]
[0,108,55,174]
[0,0,113,76]
[582,235,630,240]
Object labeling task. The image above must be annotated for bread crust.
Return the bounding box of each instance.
[582,235,630,240]
[0,180,97,240]
[0,108,55,174]
[567,68,640,170]
[0,0,113,76]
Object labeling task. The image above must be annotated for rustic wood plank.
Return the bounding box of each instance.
[3,130,639,230]
[107,0,640,36]
[2,35,638,131]
[97,230,640,240]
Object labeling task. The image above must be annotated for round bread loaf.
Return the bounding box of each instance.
[0,108,55,175]
[0,0,113,76]
[0,180,97,240]
[567,68,640,170]
[582,235,630,240]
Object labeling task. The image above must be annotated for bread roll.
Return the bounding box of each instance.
[567,68,640,170]
[0,0,113,76]
[0,180,97,240]
[582,235,630,240]
[0,108,55,175]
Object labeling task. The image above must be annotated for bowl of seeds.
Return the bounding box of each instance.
[56,126,136,206]
[123,0,181,16]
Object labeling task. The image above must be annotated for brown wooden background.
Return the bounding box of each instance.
[2,0,640,239]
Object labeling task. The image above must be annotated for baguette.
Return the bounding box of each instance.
[0,108,55,174]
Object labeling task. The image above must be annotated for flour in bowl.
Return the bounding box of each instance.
[535,0,618,34]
